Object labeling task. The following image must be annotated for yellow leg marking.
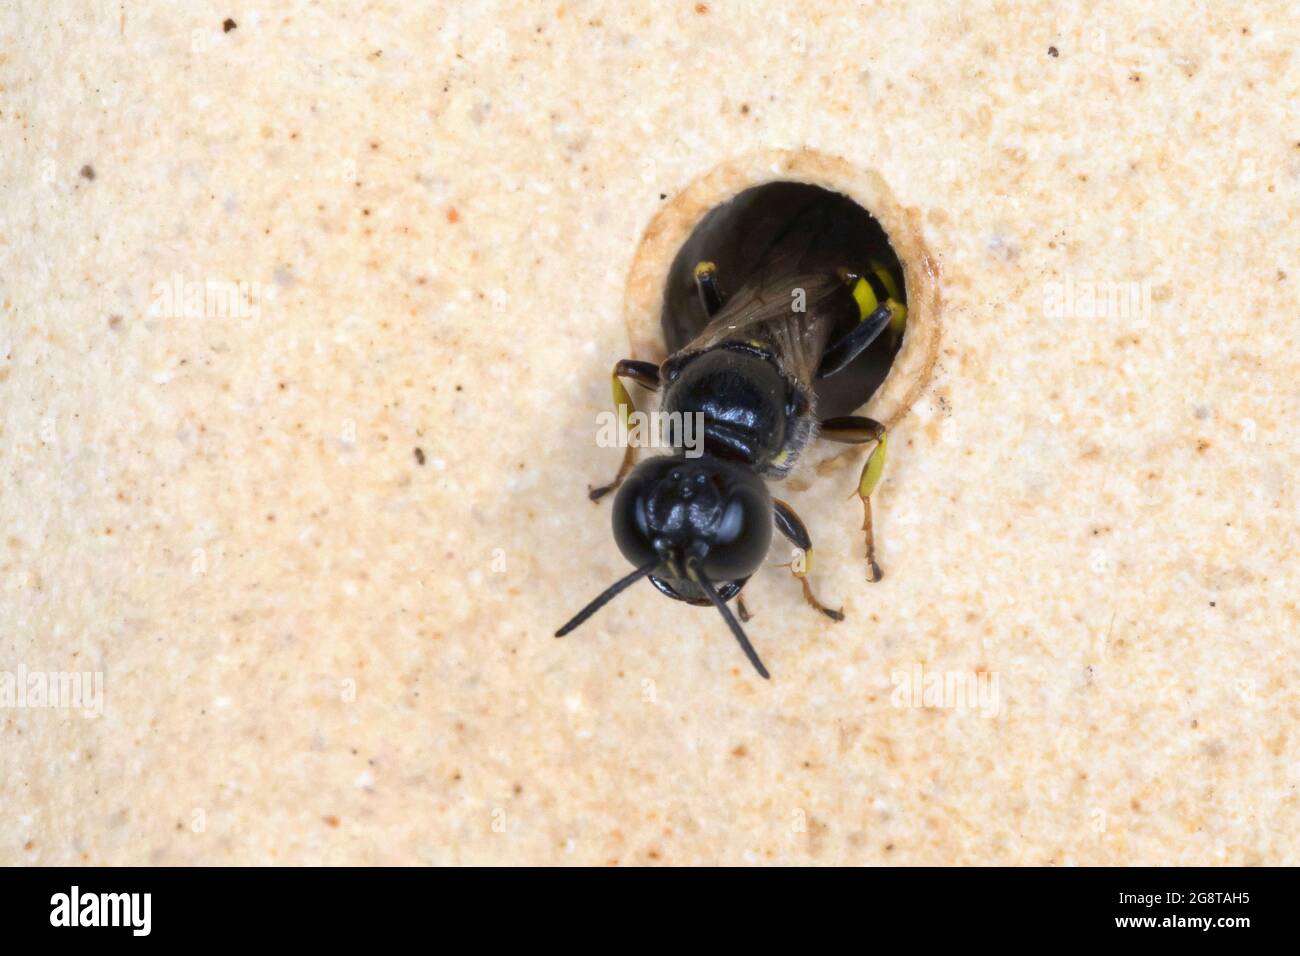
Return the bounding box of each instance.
[589,370,638,501]
[866,260,907,343]
[693,260,717,278]
[887,298,907,325]
[789,548,844,621]
[841,264,906,348]
[612,373,633,429]
[856,428,887,581]
[886,299,907,343]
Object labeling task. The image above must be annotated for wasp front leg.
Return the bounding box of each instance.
[772,498,844,621]
[589,359,660,502]
[819,416,887,582]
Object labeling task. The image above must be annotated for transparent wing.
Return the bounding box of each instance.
[680,199,860,388]
[684,269,849,390]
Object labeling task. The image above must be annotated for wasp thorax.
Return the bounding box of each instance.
[661,348,791,468]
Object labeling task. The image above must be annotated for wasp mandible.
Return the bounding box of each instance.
[557,188,906,679]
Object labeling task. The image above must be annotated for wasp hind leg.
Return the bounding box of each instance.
[772,498,844,622]
[694,261,725,317]
[589,359,660,502]
[819,263,908,379]
[819,416,887,582]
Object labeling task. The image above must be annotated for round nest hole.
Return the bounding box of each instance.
[660,180,904,420]
[623,149,940,474]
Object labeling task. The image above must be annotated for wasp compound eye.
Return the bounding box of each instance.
[612,455,772,581]
[610,459,663,570]
[696,475,771,581]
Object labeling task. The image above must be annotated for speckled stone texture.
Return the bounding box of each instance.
[1,1,1296,865]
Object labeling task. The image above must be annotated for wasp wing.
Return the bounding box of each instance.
[683,269,850,391]
[665,187,897,417]
[679,196,862,389]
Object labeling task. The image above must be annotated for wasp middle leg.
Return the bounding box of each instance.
[819,416,887,582]
[589,359,660,501]
[772,498,844,621]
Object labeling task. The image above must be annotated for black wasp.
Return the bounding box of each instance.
[557,185,906,679]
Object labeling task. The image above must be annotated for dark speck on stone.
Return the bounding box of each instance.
[223,18,237,32]
[1048,46,1059,57]
[80,165,95,180]
[414,448,426,466]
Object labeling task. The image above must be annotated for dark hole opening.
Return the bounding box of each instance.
[660,181,906,419]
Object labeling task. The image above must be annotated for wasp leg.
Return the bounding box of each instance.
[819,416,887,582]
[867,258,909,349]
[819,264,907,379]
[693,260,725,317]
[736,595,753,623]
[589,359,661,502]
[818,304,892,379]
[772,498,844,622]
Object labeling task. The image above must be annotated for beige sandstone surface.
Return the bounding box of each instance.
[1,1,1296,864]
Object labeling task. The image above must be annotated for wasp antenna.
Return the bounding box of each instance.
[555,561,657,638]
[686,557,771,680]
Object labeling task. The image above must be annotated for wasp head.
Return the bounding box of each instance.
[556,454,775,678]
[611,454,772,602]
